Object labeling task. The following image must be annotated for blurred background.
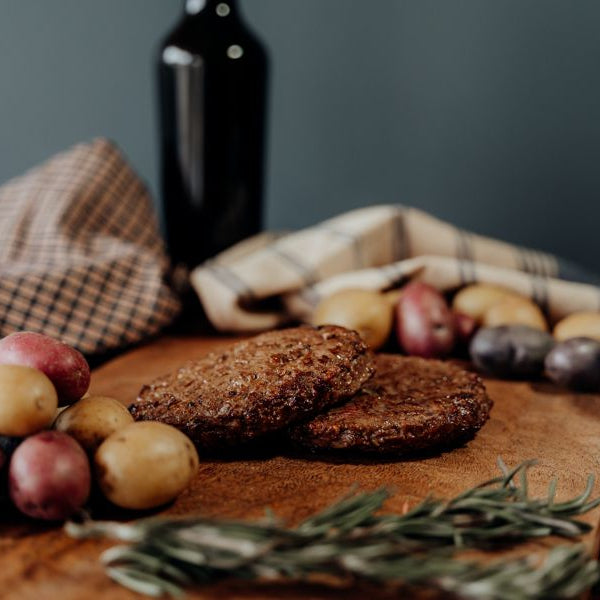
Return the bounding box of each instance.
[1,0,599,273]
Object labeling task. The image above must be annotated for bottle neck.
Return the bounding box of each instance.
[185,0,238,16]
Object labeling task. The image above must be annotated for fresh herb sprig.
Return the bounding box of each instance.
[66,460,600,599]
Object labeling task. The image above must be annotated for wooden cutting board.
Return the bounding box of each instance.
[2,334,600,600]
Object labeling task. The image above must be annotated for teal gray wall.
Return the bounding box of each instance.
[1,1,599,273]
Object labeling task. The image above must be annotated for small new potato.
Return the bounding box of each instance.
[53,396,134,454]
[545,337,600,391]
[453,312,478,344]
[9,431,91,520]
[95,422,199,510]
[0,332,90,405]
[482,298,548,331]
[452,284,524,323]
[396,282,455,358]
[311,289,393,350]
[553,312,600,342]
[383,288,403,307]
[0,365,57,436]
[469,325,554,378]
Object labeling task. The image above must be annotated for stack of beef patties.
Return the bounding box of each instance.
[129,325,492,455]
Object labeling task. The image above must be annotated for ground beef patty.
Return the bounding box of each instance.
[129,325,374,449]
[290,354,492,454]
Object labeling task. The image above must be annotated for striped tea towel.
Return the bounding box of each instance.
[0,139,181,355]
[190,205,600,332]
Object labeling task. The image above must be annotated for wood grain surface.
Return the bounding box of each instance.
[2,334,600,600]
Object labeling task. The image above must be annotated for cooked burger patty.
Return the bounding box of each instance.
[129,325,374,449]
[290,354,491,454]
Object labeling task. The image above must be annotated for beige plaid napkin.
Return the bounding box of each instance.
[0,139,181,354]
[191,205,600,332]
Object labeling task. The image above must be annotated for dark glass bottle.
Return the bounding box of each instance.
[158,0,268,269]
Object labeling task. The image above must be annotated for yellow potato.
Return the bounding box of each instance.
[452,284,524,323]
[383,288,403,307]
[95,422,199,510]
[53,395,134,453]
[311,289,393,350]
[553,312,600,342]
[482,298,548,331]
[0,365,57,436]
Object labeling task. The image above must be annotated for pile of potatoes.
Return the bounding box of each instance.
[311,282,600,391]
[312,284,473,356]
[0,332,198,521]
[460,285,600,390]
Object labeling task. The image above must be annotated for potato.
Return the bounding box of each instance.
[383,289,403,307]
[545,338,600,392]
[0,332,90,405]
[311,289,393,350]
[53,396,134,454]
[0,365,58,436]
[553,312,600,342]
[95,422,199,510]
[482,298,548,331]
[453,312,478,344]
[452,284,523,323]
[469,325,554,378]
[395,282,455,358]
[9,431,91,520]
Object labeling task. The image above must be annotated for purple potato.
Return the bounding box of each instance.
[469,325,555,378]
[544,337,600,392]
[9,431,91,520]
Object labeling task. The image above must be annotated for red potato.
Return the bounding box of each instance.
[9,431,91,520]
[453,311,478,344]
[0,332,90,405]
[396,282,455,358]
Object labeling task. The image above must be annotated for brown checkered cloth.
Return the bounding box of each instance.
[0,139,181,355]
[191,205,600,332]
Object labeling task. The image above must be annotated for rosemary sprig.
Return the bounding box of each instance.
[66,460,600,599]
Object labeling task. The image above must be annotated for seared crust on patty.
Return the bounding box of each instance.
[290,354,491,454]
[129,326,374,448]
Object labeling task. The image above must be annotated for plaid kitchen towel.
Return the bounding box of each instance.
[0,138,181,355]
[190,205,600,332]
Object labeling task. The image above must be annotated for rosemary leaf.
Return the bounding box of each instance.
[106,566,184,598]
[66,460,600,599]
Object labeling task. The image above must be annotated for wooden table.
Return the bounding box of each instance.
[2,335,600,599]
